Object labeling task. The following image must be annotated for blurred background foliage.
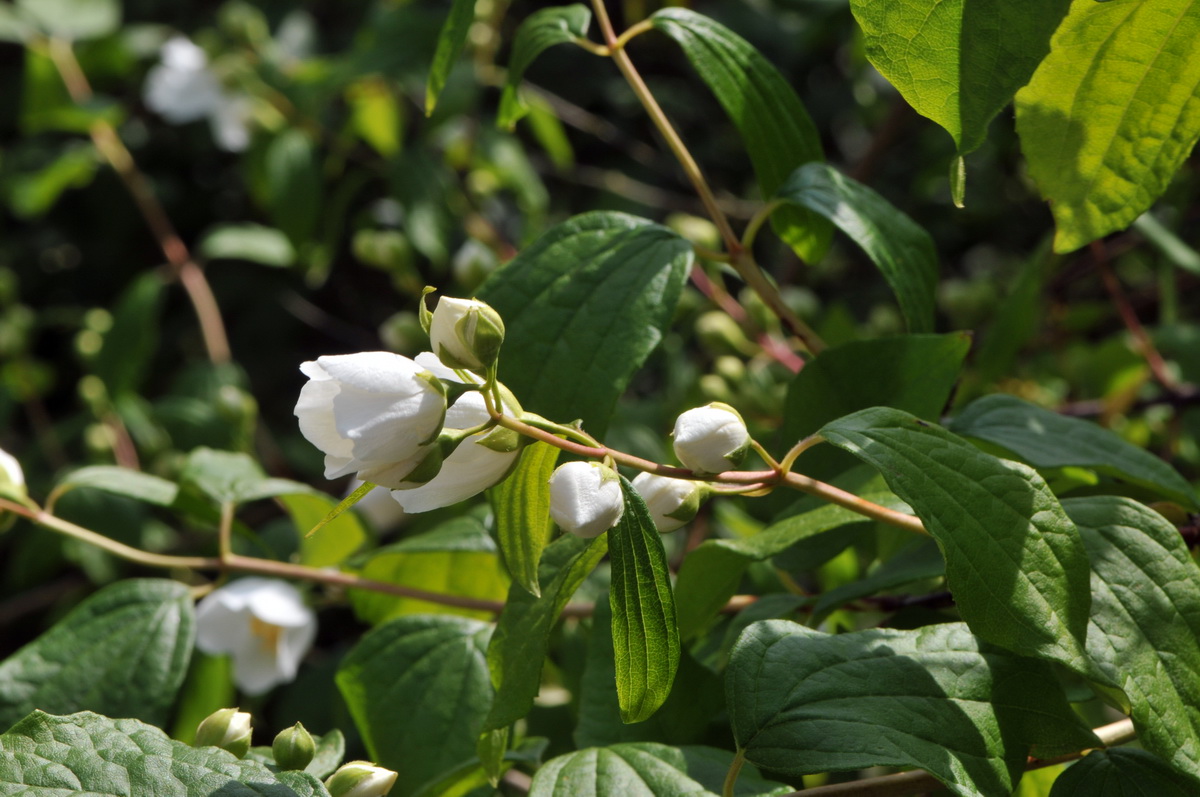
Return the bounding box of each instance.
[1,0,1198,756]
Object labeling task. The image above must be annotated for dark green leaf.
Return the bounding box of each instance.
[951,394,1199,510]
[388,148,455,264]
[819,407,1092,672]
[0,711,331,796]
[92,272,164,396]
[728,621,1097,794]
[0,580,194,729]
[199,223,296,267]
[5,143,98,217]
[490,441,561,596]
[425,0,478,115]
[608,478,680,724]
[180,447,313,505]
[809,538,946,626]
[498,5,592,129]
[478,212,692,438]
[1065,496,1200,783]
[336,615,492,797]
[776,164,938,333]
[52,465,178,507]
[266,130,322,247]
[484,533,607,732]
[649,8,829,262]
[1049,748,1198,796]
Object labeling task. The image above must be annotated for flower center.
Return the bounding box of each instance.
[249,615,283,652]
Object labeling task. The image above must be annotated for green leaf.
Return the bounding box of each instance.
[199,223,296,267]
[0,711,330,796]
[52,465,179,507]
[478,212,692,438]
[245,729,346,779]
[17,0,119,40]
[1065,496,1200,783]
[0,580,194,729]
[484,533,607,732]
[951,394,1199,510]
[389,148,455,264]
[848,0,1071,154]
[608,478,680,724]
[266,129,322,247]
[809,538,946,626]
[5,143,98,218]
[776,164,939,333]
[728,621,1098,795]
[649,8,829,262]
[92,271,164,396]
[489,441,560,597]
[1049,748,1198,796]
[819,407,1092,672]
[336,615,492,797]
[425,0,477,115]
[528,743,791,797]
[180,447,313,505]
[1015,0,1200,253]
[280,493,370,568]
[497,5,592,129]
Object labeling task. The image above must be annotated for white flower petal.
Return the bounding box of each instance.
[548,462,624,538]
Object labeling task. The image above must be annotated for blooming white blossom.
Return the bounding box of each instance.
[143,36,250,151]
[387,352,520,513]
[427,296,505,372]
[548,461,624,538]
[295,352,447,489]
[195,578,317,695]
[325,761,399,797]
[631,472,706,532]
[672,402,750,475]
[0,447,24,499]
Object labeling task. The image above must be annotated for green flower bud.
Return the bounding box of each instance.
[195,708,253,758]
[325,761,399,797]
[424,292,506,373]
[272,722,316,771]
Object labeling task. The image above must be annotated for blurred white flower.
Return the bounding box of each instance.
[143,35,251,151]
[672,402,750,475]
[548,461,624,538]
[294,352,447,489]
[0,447,24,498]
[631,472,706,532]
[195,578,316,695]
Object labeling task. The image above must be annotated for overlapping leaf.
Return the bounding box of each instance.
[498,5,592,129]
[425,0,477,115]
[1049,748,1198,796]
[490,441,561,596]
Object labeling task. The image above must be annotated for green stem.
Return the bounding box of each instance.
[723,749,746,797]
[218,501,235,560]
[730,249,826,353]
[741,200,783,251]
[778,434,821,475]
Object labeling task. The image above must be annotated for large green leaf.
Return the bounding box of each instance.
[1015,0,1200,253]
[848,0,1071,154]
[951,394,1199,510]
[483,533,607,731]
[608,478,679,724]
[425,0,477,115]
[0,711,330,796]
[649,8,829,262]
[265,129,322,247]
[336,615,493,797]
[0,580,194,729]
[180,447,313,506]
[1065,496,1200,783]
[280,492,369,568]
[51,466,179,507]
[489,441,561,597]
[478,212,691,438]
[776,165,939,333]
[728,620,1097,796]
[528,743,791,797]
[819,407,1092,672]
[497,5,592,129]
[1049,748,1198,796]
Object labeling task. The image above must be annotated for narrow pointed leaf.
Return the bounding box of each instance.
[1065,496,1200,783]
[649,8,829,262]
[951,394,1199,510]
[1015,0,1200,253]
[425,0,476,115]
[819,407,1092,672]
[776,164,938,333]
[489,441,561,596]
[728,621,1098,796]
[484,533,608,731]
[497,5,592,129]
[337,615,492,797]
[608,478,680,724]
[0,580,194,729]
[848,0,1071,154]
[1049,748,1198,796]
[478,212,692,438]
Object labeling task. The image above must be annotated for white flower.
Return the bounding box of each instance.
[294,352,447,489]
[548,461,624,538]
[325,761,399,797]
[631,472,707,533]
[427,296,505,372]
[195,578,317,695]
[0,447,25,499]
[388,352,520,513]
[143,35,250,152]
[672,402,750,475]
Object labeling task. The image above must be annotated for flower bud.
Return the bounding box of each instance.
[0,447,26,502]
[272,722,316,771]
[422,290,505,373]
[325,761,399,797]
[672,402,750,475]
[195,708,253,758]
[548,461,624,538]
[631,472,708,533]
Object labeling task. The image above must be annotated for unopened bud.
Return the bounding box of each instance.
[548,461,624,538]
[0,448,25,502]
[631,472,708,532]
[272,722,316,771]
[325,761,399,797]
[422,290,505,373]
[195,708,253,758]
[672,402,751,475]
